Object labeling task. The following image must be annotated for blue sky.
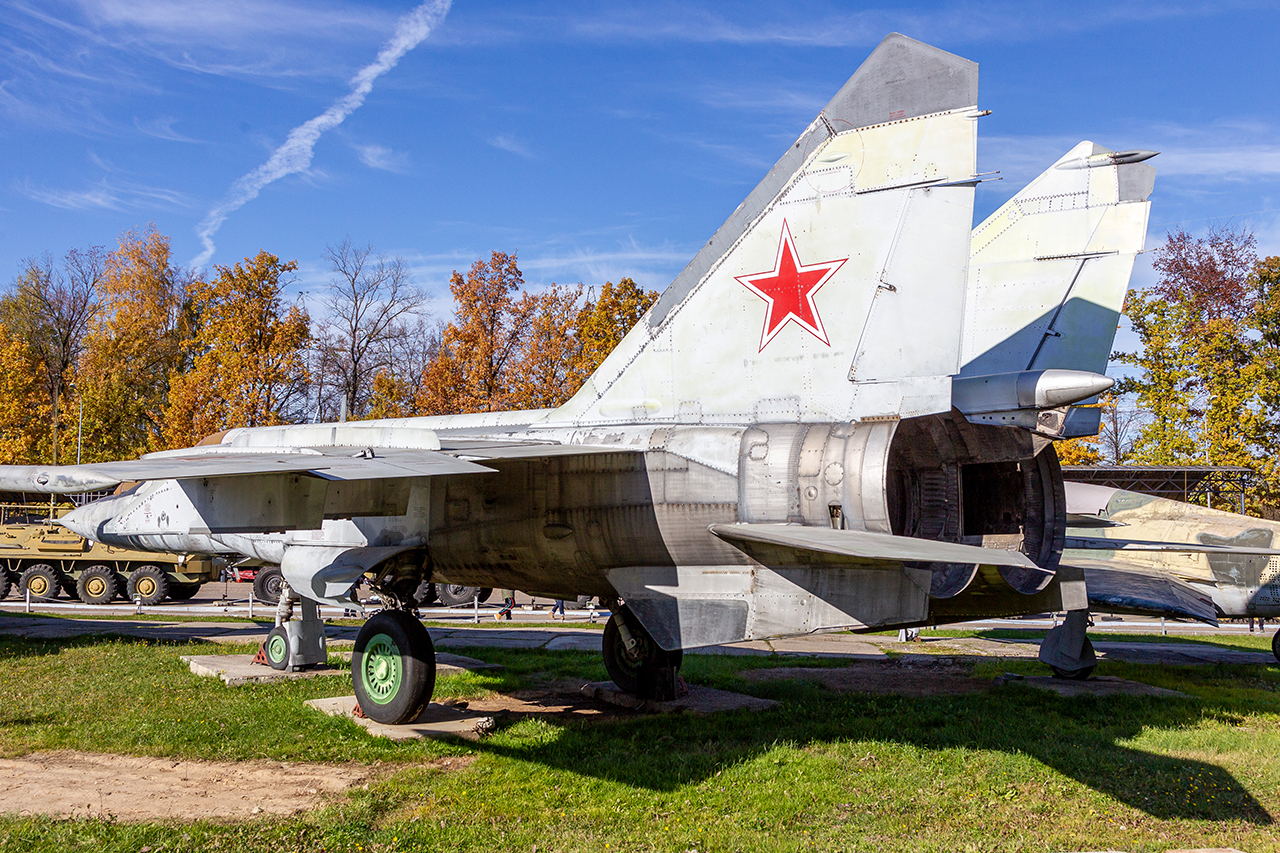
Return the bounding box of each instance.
[4,0,1280,338]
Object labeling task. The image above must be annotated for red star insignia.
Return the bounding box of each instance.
[735,220,846,351]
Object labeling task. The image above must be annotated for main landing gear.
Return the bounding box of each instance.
[602,607,683,700]
[352,611,437,724]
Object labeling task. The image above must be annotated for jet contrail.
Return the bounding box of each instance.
[191,0,451,269]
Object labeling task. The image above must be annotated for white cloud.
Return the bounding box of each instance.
[354,142,409,172]
[191,0,452,269]
[487,134,534,159]
[134,116,204,143]
[16,177,191,211]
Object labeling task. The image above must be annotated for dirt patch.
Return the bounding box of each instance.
[0,750,386,822]
[740,661,990,696]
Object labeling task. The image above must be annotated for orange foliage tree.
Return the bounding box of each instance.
[0,325,50,464]
[164,251,311,448]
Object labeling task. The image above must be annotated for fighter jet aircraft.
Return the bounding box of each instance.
[1065,481,1280,663]
[0,34,1156,721]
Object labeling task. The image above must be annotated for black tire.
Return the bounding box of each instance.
[168,582,201,601]
[412,580,437,606]
[264,625,291,671]
[477,588,493,603]
[352,611,435,724]
[1050,664,1096,681]
[0,570,12,600]
[19,564,62,602]
[1272,629,1279,665]
[76,565,118,605]
[127,565,169,606]
[601,612,682,695]
[436,584,483,607]
[253,567,284,604]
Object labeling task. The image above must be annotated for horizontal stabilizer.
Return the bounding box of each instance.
[709,523,1038,568]
[1066,536,1280,556]
[1077,560,1218,625]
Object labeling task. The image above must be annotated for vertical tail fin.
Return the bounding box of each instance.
[960,143,1156,377]
[553,34,981,426]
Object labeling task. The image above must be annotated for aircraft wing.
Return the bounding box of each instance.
[1066,535,1280,556]
[709,523,1039,568]
[0,447,494,494]
[1075,559,1219,625]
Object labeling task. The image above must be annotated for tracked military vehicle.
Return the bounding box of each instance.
[0,505,217,605]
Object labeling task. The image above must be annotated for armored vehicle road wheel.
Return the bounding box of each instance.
[1050,664,1096,681]
[253,566,284,604]
[602,611,683,696]
[1273,629,1279,665]
[20,564,61,601]
[128,565,169,605]
[0,570,11,600]
[435,584,488,607]
[168,582,201,601]
[352,611,435,724]
[412,579,437,606]
[265,626,291,671]
[76,565,118,605]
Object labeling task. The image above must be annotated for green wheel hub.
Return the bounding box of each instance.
[360,633,403,705]
[266,633,288,664]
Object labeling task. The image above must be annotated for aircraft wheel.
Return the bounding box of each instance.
[352,611,435,724]
[253,567,284,604]
[76,565,118,605]
[127,565,169,605]
[19,564,61,601]
[602,612,682,695]
[436,584,482,607]
[264,626,291,671]
[1050,664,1095,681]
[168,582,201,601]
[1272,629,1279,665]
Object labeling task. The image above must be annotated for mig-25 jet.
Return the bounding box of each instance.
[0,35,1156,721]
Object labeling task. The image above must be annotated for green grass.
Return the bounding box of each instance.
[1,633,1279,852]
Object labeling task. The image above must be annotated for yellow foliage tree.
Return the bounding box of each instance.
[164,251,310,448]
[74,225,193,462]
[0,325,49,464]
[506,284,585,409]
[571,277,658,383]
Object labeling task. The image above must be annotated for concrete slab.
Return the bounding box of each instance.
[581,681,776,714]
[305,696,495,741]
[1092,641,1273,666]
[181,654,345,686]
[995,674,1189,699]
[543,634,602,651]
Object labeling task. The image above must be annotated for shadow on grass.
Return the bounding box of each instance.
[459,646,1273,825]
[963,627,1277,656]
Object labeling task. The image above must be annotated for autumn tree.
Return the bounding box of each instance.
[163,251,311,448]
[0,325,50,463]
[0,247,102,463]
[417,251,533,414]
[571,277,658,383]
[74,225,195,462]
[505,284,585,409]
[315,240,424,420]
[1118,226,1260,467]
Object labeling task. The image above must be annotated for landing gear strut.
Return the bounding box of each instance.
[352,611,436,724]
[602,608,683,700]
[264,581,329,672]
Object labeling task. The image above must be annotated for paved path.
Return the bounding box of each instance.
[1,612,1273,666]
